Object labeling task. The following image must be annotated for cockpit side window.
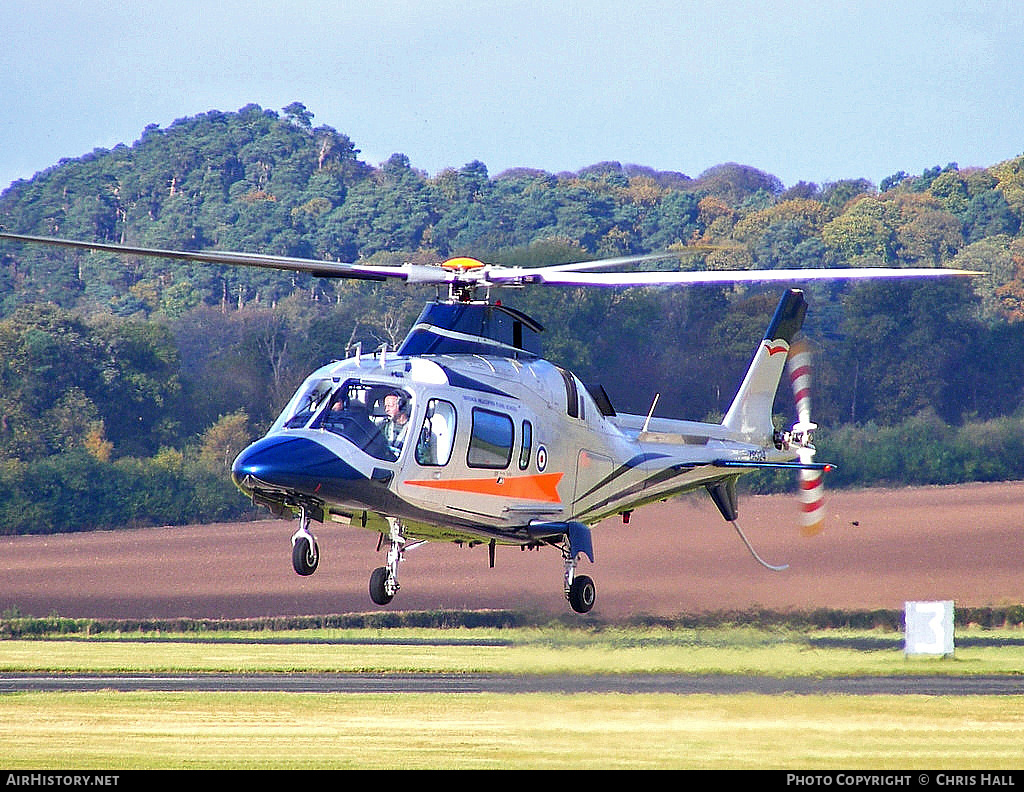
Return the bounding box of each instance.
[415,399,457,466]
[281,380,334,429]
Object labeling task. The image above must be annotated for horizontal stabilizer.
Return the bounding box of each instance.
[713,460,835,471]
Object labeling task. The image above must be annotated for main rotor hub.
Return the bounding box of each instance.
[438,257,489,301]
[441,256,485,271]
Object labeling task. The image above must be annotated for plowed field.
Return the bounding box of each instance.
[2,482,1022,620]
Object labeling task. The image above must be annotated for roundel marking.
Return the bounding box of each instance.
[536,445,548,472]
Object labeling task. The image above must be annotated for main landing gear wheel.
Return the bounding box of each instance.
[567,574,596,614]
[369,566,394,605]
[368,518,423,607]
[562,530,596,614]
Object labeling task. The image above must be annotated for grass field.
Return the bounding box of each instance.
[2,624,1024,675]
[4,691,1024,769]
[2,624,1023,769]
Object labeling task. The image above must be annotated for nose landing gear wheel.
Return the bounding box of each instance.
[292,536,319,576]
[567,574,596,614]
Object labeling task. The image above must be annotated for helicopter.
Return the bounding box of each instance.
[0,231,977,612]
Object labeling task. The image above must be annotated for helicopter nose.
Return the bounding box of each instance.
[231,435,364,493]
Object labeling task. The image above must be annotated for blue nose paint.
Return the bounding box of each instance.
[232,435,364,492]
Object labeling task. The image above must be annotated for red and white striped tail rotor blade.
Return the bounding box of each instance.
[788,340,827,535]
[797,449,826,536]
[787,340,813,424]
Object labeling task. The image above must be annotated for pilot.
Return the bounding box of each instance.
[381,392,410,451]
[325,391,353,424]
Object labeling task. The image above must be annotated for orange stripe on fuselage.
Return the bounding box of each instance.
[404,472,564,503]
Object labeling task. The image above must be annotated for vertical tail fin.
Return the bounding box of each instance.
[721,289,807,439]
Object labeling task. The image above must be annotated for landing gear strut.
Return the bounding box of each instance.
[370,518,425,606]
[291,507,319,576]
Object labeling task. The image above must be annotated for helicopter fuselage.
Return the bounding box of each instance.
[230,342,797,551]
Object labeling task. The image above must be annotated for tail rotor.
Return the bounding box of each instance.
[786,340,827,535]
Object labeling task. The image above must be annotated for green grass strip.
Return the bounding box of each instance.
[2,691,1023,769]
[2,625,1024,676]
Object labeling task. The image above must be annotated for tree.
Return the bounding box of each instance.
[834,280,979,424]
[990,155,1024,221]
[820,178,874,209]
[324,154,439,256]
[962,189,1020,242]
[893,195,962,265]
[733,198,833,269]
[821,195,897,263]
[198,411,252,472]
[694,163,784,206]
[283,101,314,129]
[92,318,184,456]
[0,307,183,460]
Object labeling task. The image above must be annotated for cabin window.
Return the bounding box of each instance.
[415,399,457,466]
[518,420,533,470]
[467,408,514,469]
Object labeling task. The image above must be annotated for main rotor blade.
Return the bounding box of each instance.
[533,250,691,273]
[486,245,728,281]
[518,266,980,287]
[0,232,447,283]
[1,232,982,289]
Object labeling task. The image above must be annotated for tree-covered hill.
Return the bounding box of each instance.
[1,102,1023,533]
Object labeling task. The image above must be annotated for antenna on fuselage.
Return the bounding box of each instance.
[642,393,661,433]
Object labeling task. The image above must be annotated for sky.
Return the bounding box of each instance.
[1,0,1023,194]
